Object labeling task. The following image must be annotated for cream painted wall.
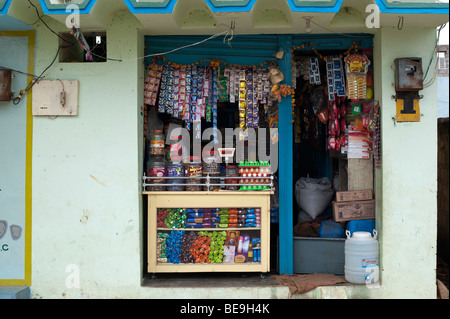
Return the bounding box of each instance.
[375,26,438,299]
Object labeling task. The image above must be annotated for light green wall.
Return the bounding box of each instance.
[30,11,147,298]
[28,10,440,298]
[375,26,438,299]
[0,35,29,281]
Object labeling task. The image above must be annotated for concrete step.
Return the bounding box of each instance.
[0,286,30,299]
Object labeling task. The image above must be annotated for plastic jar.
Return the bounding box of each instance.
[146,156,166,191]
[150,130,165,156]
[166,162,185,191]
[169,135,183,162]
[202,150,220,174]
[185,156,202,191]
[225,165,239,190]
[203,150,220,191]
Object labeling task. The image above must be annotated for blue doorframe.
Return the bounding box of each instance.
[277,35,294,274]
[144,33,373,274]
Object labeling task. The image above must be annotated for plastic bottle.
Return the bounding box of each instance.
[146,156,166,191]
[150,130,165,156]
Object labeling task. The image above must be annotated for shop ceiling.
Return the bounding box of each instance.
[1,0,448,34]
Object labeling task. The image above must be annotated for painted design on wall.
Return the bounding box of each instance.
[0,220,22,240]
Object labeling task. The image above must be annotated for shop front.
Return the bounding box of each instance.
[140,33,375,280]
[0,0,448,299]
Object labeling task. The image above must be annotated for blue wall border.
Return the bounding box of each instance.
[0,0,12,15]
[375,0,449,14]
[286,0,344,13]
[38,0,97,15]
[123,0,177,14]
[204,0,256,12]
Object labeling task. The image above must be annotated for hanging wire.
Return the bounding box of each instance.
[75,22,236,63]
[422,22,447,84]
[12,45,64,105]
[27,0,71,44]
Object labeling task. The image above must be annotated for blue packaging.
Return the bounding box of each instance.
[318,220,345,238]
[346,219,375,236]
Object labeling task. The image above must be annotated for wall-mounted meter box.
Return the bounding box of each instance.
[394,58,423,91]
[0,68,12,101]
[32,80,79,116]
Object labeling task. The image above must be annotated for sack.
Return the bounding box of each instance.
[295,177,334,220]
[318,220,345,238]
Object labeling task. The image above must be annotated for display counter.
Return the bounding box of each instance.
[143,191,272,273]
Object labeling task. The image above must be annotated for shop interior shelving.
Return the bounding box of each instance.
[144,190,272,273]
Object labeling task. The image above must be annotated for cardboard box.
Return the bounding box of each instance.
[332,200,375,222]
[335,189,373,202]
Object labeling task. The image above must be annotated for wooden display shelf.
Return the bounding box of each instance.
[153,262,263,273]
[157,227,261,231]
[144,191,272,273]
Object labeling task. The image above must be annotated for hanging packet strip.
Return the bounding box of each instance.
[344,53,370,99]
[229,67,236,103]
[326,55,346,101]
[253,71,259,128]
[213,68,220,144]
[177,66,186,119]
[202,68,210,118]
[206,68,213,122]
[158,65,169,113]
[144,64,163,106]
[246,69,254,128]
[309,57,321,85]
[172,67,180,118]
[239,69,247,130]
[166,66,175,116]
[190,65,198,122]
[184,66,192,129]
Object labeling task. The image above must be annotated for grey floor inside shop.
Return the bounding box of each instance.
[142,272,283,288]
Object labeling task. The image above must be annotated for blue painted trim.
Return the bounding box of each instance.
[278,35,294,275]
[204,0,256,12]
[286,0,344,13]
[123,0,177,14]
[0,0,12,15]
[38,0,97,15]
[375,0,449,14]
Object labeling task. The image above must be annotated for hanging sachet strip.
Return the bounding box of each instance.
[309,57,321,85]
[206,67,213,122]
[184,66,192,129]
[238,69,247,130]
[212,67,219,143]
[144,64,163,106]
[246,68,254,129]
[177,66,186,119]
[158,65,169,113]
[326,55,346,101]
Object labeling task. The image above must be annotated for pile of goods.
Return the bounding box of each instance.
[157,208,187,229]
[238,161,272,190]
[157,229,261,265]
[158,208,260,229]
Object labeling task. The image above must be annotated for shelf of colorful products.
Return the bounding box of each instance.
[143,161,274,191]
[145,191,271,273]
